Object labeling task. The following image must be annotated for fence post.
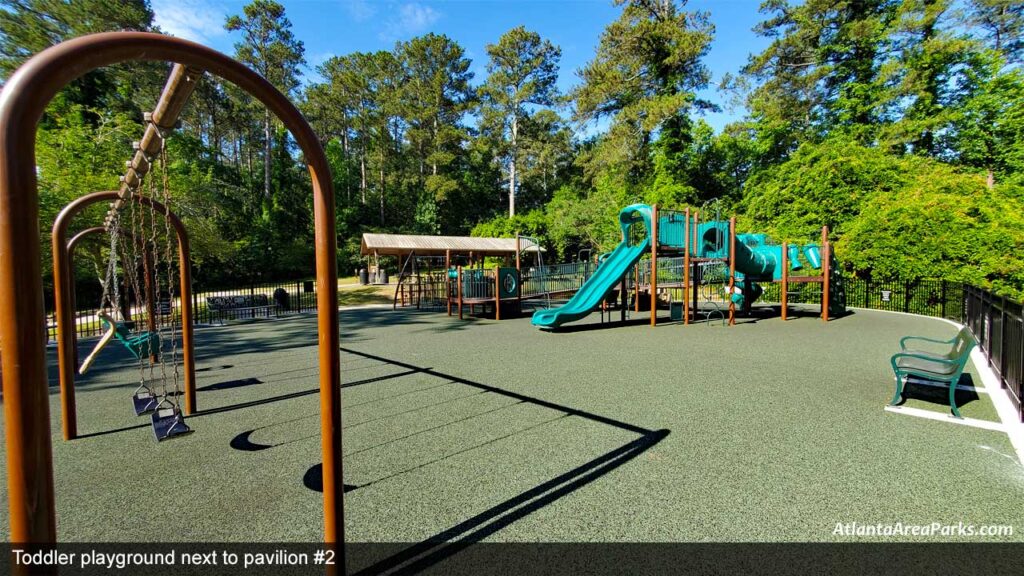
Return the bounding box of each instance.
[1001,295,1007,386]
[961,284,966,323]
[984,291,991,355]
[940,281,946,319]
[1019,314,1023,421]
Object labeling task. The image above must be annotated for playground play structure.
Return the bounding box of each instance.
[533,203,845,328]
[0,32,344,548]
[429,203,844,328]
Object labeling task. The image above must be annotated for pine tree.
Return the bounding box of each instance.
[225,0,305,218]
[479,26,561,217]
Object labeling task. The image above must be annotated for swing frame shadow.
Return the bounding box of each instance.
[330,348,669,574]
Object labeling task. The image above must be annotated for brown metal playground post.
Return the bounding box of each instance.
[0,32,342,551]
[66,226,107,366]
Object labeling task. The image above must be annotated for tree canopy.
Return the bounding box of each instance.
[3,0,1022,299]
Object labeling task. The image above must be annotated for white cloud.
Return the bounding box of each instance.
[315,52,337,66]
[153,0,228,44]
[345,0,376,22]
[379,2,441,41]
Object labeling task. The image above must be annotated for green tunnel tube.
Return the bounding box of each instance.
[788,244,803,271]
[804,244,822,268]
[695,222,777,309]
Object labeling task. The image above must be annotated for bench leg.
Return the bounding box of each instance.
[889,374,905,406]
[949,383,963,419]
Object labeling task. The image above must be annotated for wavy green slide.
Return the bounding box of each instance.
[532,204,652,328]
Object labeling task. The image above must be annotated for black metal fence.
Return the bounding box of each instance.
[46,278,320,341]
[45,266,1024,422]
[964,286,1023,422]
[843,278,965,320]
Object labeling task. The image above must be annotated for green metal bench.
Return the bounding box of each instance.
[889,326,977,418]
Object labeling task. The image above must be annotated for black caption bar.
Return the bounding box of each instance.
[2,543,1022,575]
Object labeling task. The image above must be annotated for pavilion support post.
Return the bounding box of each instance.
[728,217,736,326]
[457,266,463,320]
[515,236,522,313]
[446,249,451,316]
[415,256,422,309]
[650,204,659,327]
[684,208,691,325]
[494,271,500,320]
[781,242,789,321]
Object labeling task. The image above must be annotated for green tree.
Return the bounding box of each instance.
[515,108,574,211]
[0,0,154,79]
[479,26,561,217]
[878,0,980,156]
[0,0,158,122]
[738,0,897,156]
[572,0,715,187]
[969,0,1024,64]
[396,33,475,202]
[950,61,1024,187]
[225,0,305,217]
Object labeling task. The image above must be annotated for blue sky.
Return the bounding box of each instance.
[152,0,771,132]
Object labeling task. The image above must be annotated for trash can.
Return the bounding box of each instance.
[670,301,684,321]
[358,268,369,285]
[273,287,290,311]
[379,269,389,284]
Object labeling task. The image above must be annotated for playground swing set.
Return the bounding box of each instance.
[0,32,346,551]
[50,66,201,443]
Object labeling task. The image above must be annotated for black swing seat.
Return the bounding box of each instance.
[151,405,193,442]
[132,390,159,415]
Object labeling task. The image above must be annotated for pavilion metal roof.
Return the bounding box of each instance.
[360,233,543,257]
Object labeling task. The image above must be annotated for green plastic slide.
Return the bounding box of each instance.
[532,204,652,328]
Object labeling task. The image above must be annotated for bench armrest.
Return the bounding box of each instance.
[899,335,954,350]
[890,351,959,366]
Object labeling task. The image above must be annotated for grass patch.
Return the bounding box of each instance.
[338,286,392,306]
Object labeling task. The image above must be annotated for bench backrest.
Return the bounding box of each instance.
[206,294,271,309]
[949,326,977,365]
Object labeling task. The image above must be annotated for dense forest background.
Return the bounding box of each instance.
[1,0,1022,297]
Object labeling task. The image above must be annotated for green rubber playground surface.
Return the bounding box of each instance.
[1,306,1022,543]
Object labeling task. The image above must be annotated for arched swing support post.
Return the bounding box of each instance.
[66,226,109,368]
[52,191,197,440]
[0,32,343,550]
